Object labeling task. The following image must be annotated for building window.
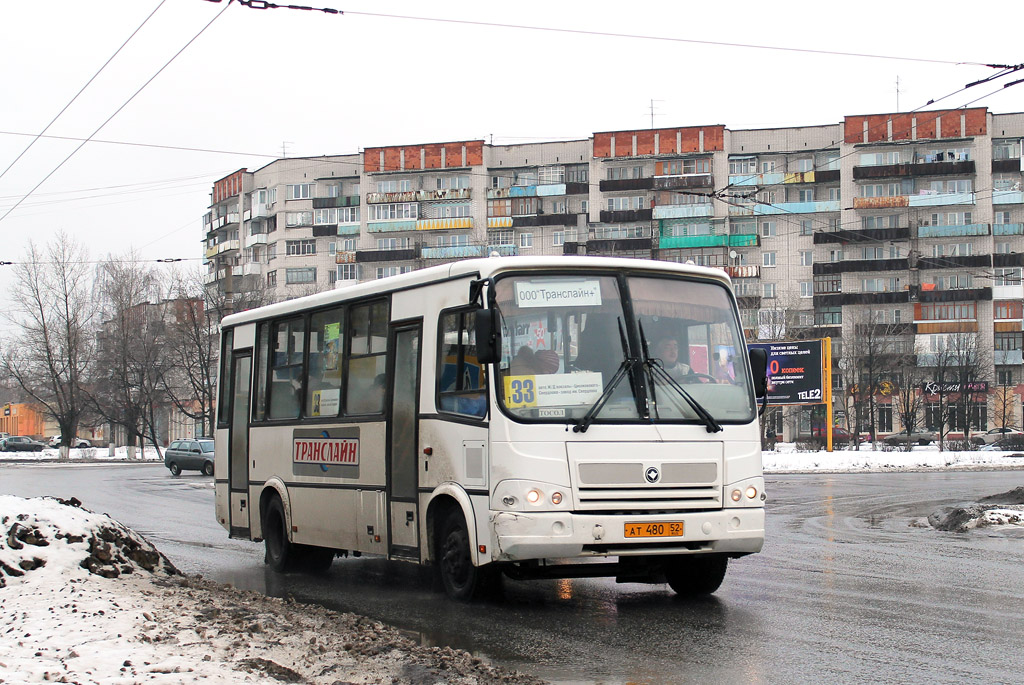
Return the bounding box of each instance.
[796,158,814,172]
[490,175,511,189]
[828,187,841,201]
[286,183,314,200]
[763,283,777,298]
[566,164,589,183]
[998,369,1015,386]
[800,251,813,266]
[376,266,412,279]
[995,332,1023,350]
[552,231,565,246]
[376,179,412,193]
[337,264,358,281]
[368,203,418,221]
[815,307,842,325]
[760,221,776,237]
[607,196,645,211]
[797,189,814,202]
[519,233,534,248]
[800,220,814,235]
[286,239,316,256]
[828,249,844,262]
[863,214,900,230]
[285,211,313,227]
[917,302,976,320]
[729,157,756,175]
[512,197,537,215]
[285,267,316,284]
[267,270,277,287]
[377,237,413,251]
[800,281,813,298]
[878,406,893,433]
[607,166,644,180]
[763,252,776,267]
[435,175,471,190]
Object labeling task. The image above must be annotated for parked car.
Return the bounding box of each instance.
[810,426,867,444]
[971,427,1024,446]
[979,435,1024,451]
[164,438,215,476]
[884,430,937,446]
[2,436,46,452]
[48,436,92,448]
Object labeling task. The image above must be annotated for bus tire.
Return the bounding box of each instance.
[665,555,728,597]
[263,496,294,573]
[438,510,484,601]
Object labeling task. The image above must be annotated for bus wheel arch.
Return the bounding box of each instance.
[425,486,478,567]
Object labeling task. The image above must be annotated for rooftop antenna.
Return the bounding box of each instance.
[281,141,293,158]
[648,99,664,129]
[895,75,902,112]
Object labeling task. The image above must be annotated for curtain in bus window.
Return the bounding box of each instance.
[306,307,344,417]
[268,318,304,419]
[346,301,388,414]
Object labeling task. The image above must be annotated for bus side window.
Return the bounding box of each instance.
[437,309,487,418]
[254,323,268,421]
[346,301,388,414]
[305,307,344,418]
[268,317,304,420]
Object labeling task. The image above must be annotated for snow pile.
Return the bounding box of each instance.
[0,496,542,684]
[763,442,1024,473]
[926,486,1024,532]
[0,495,177,587]
[0,445,164,463]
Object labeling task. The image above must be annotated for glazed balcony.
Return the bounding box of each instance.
[917,223,989,238]
[728,200,840,216]
[421,245,487,259]
[598,209,653,223]
[852,160,975,180]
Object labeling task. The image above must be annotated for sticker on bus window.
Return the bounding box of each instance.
[311,389,340,417]
[515,280,602,308]
[504,372,603,408]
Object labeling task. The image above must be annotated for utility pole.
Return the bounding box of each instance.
[895,75,902,112]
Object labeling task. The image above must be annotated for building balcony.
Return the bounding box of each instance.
[367,220,418,233]
[512,213,579,227]
[313,195,360,209]
[723,265,759,279]
[728,233,759,247]
[813,258,908,275]
[487,217,513,229]
[487,244,518,256]
[993,284,1024,300]
[215,239,240,255]
[598,178,654,192]
[312,225,338,237]
[241,263,262,276]
[917,223,989,238]
[994,349,1024,366]
[250,203,272,218]
[917,255,991,270]
[599,209,653,223]
[652,174,713,191]
[915,287,992,303]
[355,248,419,263]
[852,160,975,180]
[736,296,762,310]
[994,190,1024,205]
[728,200,840,216]
[587,237,653,253]
[814,226,911,244]
[421,245,487,260]
[336,251,356,264]
[993,159,1021,173]
[727,172,785,187]
[204,245,218,259]
[245,233,269,247]
[653,204,714,220]
[994,223,1023,235]
[365,188,470,204]
[337,222,360,236]
[659,235,726,249]
[852,192,976,210]
[416,217,473,231]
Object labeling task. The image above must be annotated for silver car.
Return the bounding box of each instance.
[164,439,215,476]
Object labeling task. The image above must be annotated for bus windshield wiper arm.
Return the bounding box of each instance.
[574,317,636,434]
[638,319,722,434]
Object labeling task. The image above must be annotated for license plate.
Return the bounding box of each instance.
[624,521,684,538]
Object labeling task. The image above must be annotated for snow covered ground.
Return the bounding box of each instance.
[1,447,1022,683]
[0,445,164,463]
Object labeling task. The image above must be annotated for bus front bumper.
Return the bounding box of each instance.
[488,508,764,562]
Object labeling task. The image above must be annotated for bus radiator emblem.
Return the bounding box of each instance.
[645,467,660,483]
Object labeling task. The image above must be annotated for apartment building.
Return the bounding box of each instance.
[203,107,1024,434]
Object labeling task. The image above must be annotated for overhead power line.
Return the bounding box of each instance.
[209,0,1001,67]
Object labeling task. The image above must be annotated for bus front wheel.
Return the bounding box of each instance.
[438,511,486,601]
[263,497,293,573]
[665,555,728,597]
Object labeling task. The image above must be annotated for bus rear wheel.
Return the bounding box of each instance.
[263,497,294,573]
[665,555,728,597]
[438,511,489,601]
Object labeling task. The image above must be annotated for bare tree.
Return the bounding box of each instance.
[892,356,928,451]
[1,233,94,458]
[89,256,168,458]
[947,331,991,444]
[837,310,905,450]
[991,384,1017,432]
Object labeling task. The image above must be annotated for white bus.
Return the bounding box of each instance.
[215,256,768,600]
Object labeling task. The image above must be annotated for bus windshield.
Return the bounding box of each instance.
[493,272,756,425]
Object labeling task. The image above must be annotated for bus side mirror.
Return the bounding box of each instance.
[475,309,500,364]
[748,348,768,397]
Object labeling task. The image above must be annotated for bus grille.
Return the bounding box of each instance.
[574,461,721,511]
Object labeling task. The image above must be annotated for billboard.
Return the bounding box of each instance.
[748,340,825,405]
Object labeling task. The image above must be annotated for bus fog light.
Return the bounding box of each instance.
[502,496,516,507]
[551,492,563,505]
[731,489,742,502]
[745,486,758,499]
[526,489,542,504]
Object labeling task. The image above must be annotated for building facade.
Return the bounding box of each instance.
[203,107,1024,437]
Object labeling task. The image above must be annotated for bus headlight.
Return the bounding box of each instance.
[526,489,542,504]
[745,486,758,500]
[550,492,563,505]
[731,489,742,502]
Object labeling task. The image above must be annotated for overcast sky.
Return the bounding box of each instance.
[1,0,1020,304]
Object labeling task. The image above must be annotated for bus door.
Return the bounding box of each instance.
[386,322,421,560]
[228,350,252,537]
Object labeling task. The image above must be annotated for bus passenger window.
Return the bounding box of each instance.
[306,307,344,417]
[437,309,487,418]
[268,317,304,420]
[346,301,388,414]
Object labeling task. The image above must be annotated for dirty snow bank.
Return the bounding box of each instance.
[763,443,1024,473]
[0,496,542,684]
[926,486,1024,532]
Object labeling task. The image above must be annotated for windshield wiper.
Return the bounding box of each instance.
[638,320,722,434]
[573,318,636,434]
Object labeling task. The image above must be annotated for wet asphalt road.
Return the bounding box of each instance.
[2,462,1023,684]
